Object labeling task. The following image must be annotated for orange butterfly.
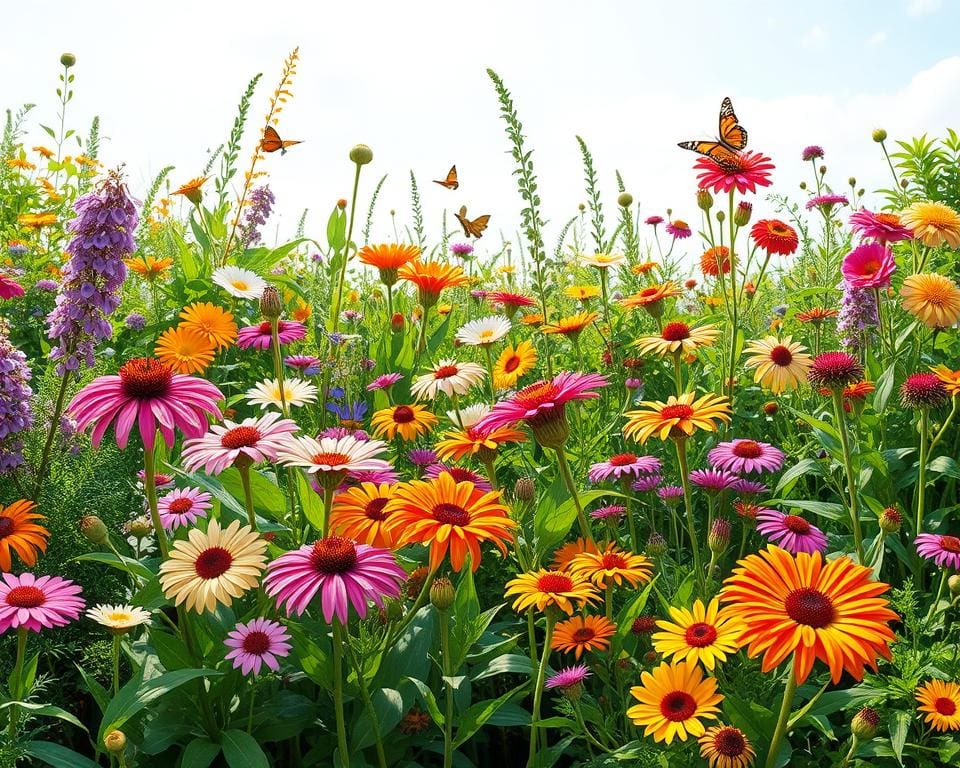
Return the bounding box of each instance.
[260,126,303,155]
[678,97,747,170]
[455,206,490,239]
[433,165,459,190]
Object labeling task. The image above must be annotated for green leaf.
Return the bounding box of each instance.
[221,729,269,768]
[453,683,526,748]
[0,701,86,731]
[76,663,110,713]
[298,471,325,531]
[874,364,896,413]
[890,710,911,765]
[766,498,846,521]
[24,742,100,768]
[181,738,221,768]
[219,466,286,519]
[613,578,656,650]
[774,459,821,496]
[472,653,532,681]
[72,551,154,580]
[406,676,444,726]
[149,630,194,671]
[353,687,406,749]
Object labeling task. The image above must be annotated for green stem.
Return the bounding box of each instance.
[484,344,497,404]
[143,443,169,558]
[112,634,121,696]
[672,351,684,397]
[527,615,556,768]
[332,620,351,768]
[31,370,73,499]
[916,409,930,537]
[238,462,257,529]
[554,448,593,543]
[440,610,455,768]
[344,638,387,768]
[246,682,256,734]
[832,392,864,563]
[7,627,27,740]
[674,439,705,596]
[270,319,289,415]
[482,455,499,491]
[765,668,799,768]
[416,304,431,355]
[322,484,335,538]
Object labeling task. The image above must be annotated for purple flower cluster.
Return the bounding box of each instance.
[46,174,138,374]
[836,284,878,355]
[239,185,275,248]
[0,319,34,474]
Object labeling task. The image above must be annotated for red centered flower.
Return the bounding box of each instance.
[751,219,798,255]
[900,372,949,409]
[806,352,864,390]
[694,151,775,195]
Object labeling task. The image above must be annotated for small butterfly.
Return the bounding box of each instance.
[455,206,490,239]
[433,165,459,190]
[678,97,748,170]
[260,125,303,155]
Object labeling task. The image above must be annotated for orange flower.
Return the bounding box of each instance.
[172,176,208,205]
[551,537,600,571]
[179,303,237,350]
[0,500,49,571]
[292,298,311,323]
[631,260,659,275]
[125,254,174,280]
[17,212,57,228]
[520,313,545,326]
[569,543,653,589]
[359,243,421,285]
[329,482,398,548]
[624,392,732,443]
[540,311,598,338]
[551,614,616,659]
[399,260,469,307]
[434,422,526,462]
[154,326,216,374]
[795,307,838,324]
[620,282,682,309]
[700,247,731,277]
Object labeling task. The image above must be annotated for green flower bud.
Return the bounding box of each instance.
[696,189,713,211]
[430,576,455,611]
[349,144,373,165]
[80,515,109,546]
[617,192,634,208]
[872,128,887,143]
[260,286,283,320]
[949,574,960,596]
[104,730,126,753]
[851,706,880,740]
[60,53,77,68]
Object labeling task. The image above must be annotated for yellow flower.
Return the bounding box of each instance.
[504,569,599,615]
[579,252,625,269]
[698,726,756,768]
[171,176,208,205]
[492,340,537,389]
[7,158,36,171]
[931,365,960,396]
[541,311,598,338]
[568,544,653,589]
[369,404,438,441]
[624,392,732,443]
[916,679,960,732]
[564,285,601,301]
[32,146,54,159]
[632,322,719,357]
[900,201,960,248]
[901,273,960,328]
[651,598,745,671]
[154,326,217,374]
[17,212,57,228]
[125,254,174,280]
[627,660,723,744]
[743,336,812,394]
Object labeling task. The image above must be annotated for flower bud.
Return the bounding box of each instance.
[631,615,657,635]
[60,52,77,67]
[617,192,633,208]
[872,128,887,143]
[514,476,535,502]
[900,178,909,189]
[80,515,109,546]
[104,730,126,753]
[949,574,960,597]
[406,566,429,599]
[848,177,857,187]
[337,198,348,209]
[819,165,827,175]
[430,576,455,611]
[851,706,880,740]
[578,203,586,212]
[642,650,658,664]
[734,201,752,227]
[762,401,778,416]
[879,507,902,533]
[696,188,713,211]
[857,188,865,197]
[390,312,405,333]
[389,209,396,216]
[349,144,373,165]
[259,286,283,320]
[708,518,731,554]
[715,210,725,223]
[645,532,667,557]
[799,181,807,190]
[666,208,673,217]
[127,516,153,539]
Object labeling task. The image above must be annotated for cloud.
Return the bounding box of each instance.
[801,25,828,47]
[907,0,943,16]
[867,31,888,47]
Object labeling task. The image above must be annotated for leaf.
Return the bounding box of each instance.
[0,701,86,731]
[874,364,896,413]
[406,676,444,726]
[76,664,110,713]
[24,742,101,768]
[890,710,911,765]
[181,738,221,768]
[72,551,154,580]
[353,687,406,749]
[453,683,526,748]
[298,472,325,531]
[219,466,286,519]
[774,459,821,495]
[149,630,194,671]
[221,729,269,768]
[766,499,846,521]
[472,653,532,681]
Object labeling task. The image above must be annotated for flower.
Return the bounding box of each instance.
[399,260,469,307]
[124,254,173,280]
[632,322,720,357]
[357,243,421,283]
[0,573,84,633]
[385,473,514,571]
[900,201,960,248]
[590,504,627,521]
[795,307,838,324]
[411,359,487,400]
[0,500,48,571]
[276,435,392,488]
[805,194,848,212]
[627,660,723,744]
[802,145,824,161]
[367,372,403,392]
[652,598,745,671]
[632,475,662,493]
[837,285,878,355]
[246,377,318,409]
[565,285,601,301]
[408,448,439,467]
[224,618,291,676]
[545,664,592,691]
[238,185,275,247]
[708,439,784,474]
[646,215,664,226]
[915,533,960,570]
[182,412,299,475]
[849,209,912,243]
[588,453,662,483]
[486,291,537,314]
[633,260,659,275]
[424,464,492,490]
[68,357,223,450]
[666,220,692,239]
[449,242,474,257]
[719,546,897,684]
[700,247,731,277]
[916,680,960,732]
[694,151,774,195]
[0,321,33,474]
[743,336,812,394]
[540,311,598,338]
[264,536,406,623]
[900,372,949,409]
[579,252,625,269]
[0,275,24,300]
[154,326,216,374]
[172,176,208,203]
[569,544,653,588]
[551,614,616,659]
[212,266,267,299]
[492,340,537,390]
[157,487,212,530]
[455,316,511,346]
[689,469,740,493]
[755,510,827,554]
[504,569,599,615]
[284,355,320,374]
[624,392,732,443]
[901,273,960,328]
[434,423,526,462]
[179,303,237,350]
[86,604,151,633]
[807,352,864,390]
[698,726,756,768]
[330,483,398,548]
[620,282,682,310]
[370,404,438,441]
[237,320,307,350]
[931,365,960,396]
[841,242,896,288]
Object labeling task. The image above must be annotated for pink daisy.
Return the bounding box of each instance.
[708,439,785,474]
[841,242,896,289]
[849,209,912,244]
[755,509,827,554]
[181,412,299,475]
[657,485,684,503]
[138,470,175,489]
[694,151,775,195]
[729,478,769,496]
[0,573,85,633]
[588,452,662,483]
[224,618,292,676]
[915,533,960,570]
[284,355,321,374]
[590,504,626,521]
[237,320,307,351]
[264,536,406,624]
[0,275,25,300]
[157,486,212,530]
[424,464,492,491]
[485,291,536,310]
[67,357,223,450]
[367,372,404,392]
[689,468,740,493]
[665,220,692,239]
[645,215,664,226]
[545,663,591,690]
[631,474,662,492]
[805,194,848,212]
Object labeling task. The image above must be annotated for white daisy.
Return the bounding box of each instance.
[212,266,267,299]
[246,378,318,409]
[455,315,512,347]
[86,603,152,634]
[275,434,392,476]
[410,359,487,401]
[578,252,625,269]
[447,403,491,427]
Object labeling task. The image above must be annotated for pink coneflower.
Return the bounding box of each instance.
[425,464,492,491]
[339,467,400,486]
[470,289,487,300]
[588,453,662,483]
[841,243,896,289]
[318,427,370,441]
[277,435,392,490]
[645,215,664,226]
[658,485,684,503]
[802,145,824,161]
[284,355,321,374]
[138,470,175,489]
[264,536,406,624]
[900,373,949,409]
[0,275,24,300]
[157,487,211,530]
[182,412,299,475]
[805,194,848,212]
[730,478,769,496]
[631,474,662,493]
[545,663,591,691]
[0,573,85,633]
[407,448,438,467]
[367,372,404,392]
[665,220,692,239]
[689,468,740,493]
[67,357,223,450]
[708,439,785,474]
[486,291,536,309]
[626,378,643,390]
[694,151,775,195]
[756,509,827,554]
[224,618,292,676]
[590,504,627,521]
[915,533,960,570]
[237,320,307,350]
[849,210,912,244]
[807,351,863,390]
[450,242,474,257]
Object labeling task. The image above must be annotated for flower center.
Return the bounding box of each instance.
[784,587,834,628]
[221,426,262,449]
[609,453,638,467]
[571,627,596,643]
[935,697,958,716]
[433,503,470,526]
[434,364,459,379]
[600,552,628,569]
[365,497,390,521]
[119,358,173,399]
[769,222,790,236]
[504,355,521,373]
[684,622,718,647]
[640,286,658,297]
[769,345,793,366]
[660,691,697,722]
[6,585,45,608]
[444,467,479,483]
[168,498,194,514]
[258,321,272,334]
[232,280,249,291]
[939,535,960,553]
[784,515,811,534]
[392,406,416,423]
[713,727,747,756]
[310,452,351,468]
[0,517,13,539]
[861,259,881,276]
[310,536,358,573]
[660,404,694,420]
[537,573,574,594]
[515,381,559,409]
[194,547,233,579]
[661,322,691,341]
[241,630,272,655]
[875,213,900,226]
[732,440,762,458]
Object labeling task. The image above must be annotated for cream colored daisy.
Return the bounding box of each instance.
[410,359,487,400]
[86,603,152,634]
[245,377,319,409]
[579,252,626,269]
[212,266,267,299]
[455,316,512,346]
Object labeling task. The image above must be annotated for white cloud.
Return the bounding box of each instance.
[867,31,888,46]
[801,25,828,47]
[907,0,943,16]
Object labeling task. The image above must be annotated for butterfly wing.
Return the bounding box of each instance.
[455,206,471,237]
[434,165,459,190]
[280,139,303,150]
[718,97,748,150]
[467,214,490,239]
[261,126,283,153]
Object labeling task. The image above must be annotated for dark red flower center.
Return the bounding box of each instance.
[713,727,747,756]
[434,365,459,379]
[609,453,638,467]
[241,630,272,655]
[935,697,957,716]
[504,355,521,373]
[0,517,14,539]
[571,627,596,643]
[661,322,691,341]
[601,552,628,569]
[660,691,697,722]
[660,404,694,420]
[769,345,793,366]
[684,622,718,647]
[365,497,390,521]
[310,452,351,468]
[310,536,358,573]
[221,426,262,449]
[6,585,45,608]
[168,498,194,514]
[860,259,881,276]
[784,587,834,628]
[939,535,960,554]
[768,222,791,236]
[194,547,233,579]
[258,321,272,334]
[732,440,762,458]
[433,503,470,526]
[119,358,173,399]
[784,515,811,534]
[631,616,657,634]
[392,406,416,423]
[537,573,574,593]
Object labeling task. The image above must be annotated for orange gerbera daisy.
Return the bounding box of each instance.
[399,260,469,307]
[434,423,526,462]
[154,326,216,374]
[172,176,208,204]
[931,364,960,396]
[358,243,421,286]
[0,500,49,571]
[492,339,537,390]
[384,472,515,571]
[124,255,174,280]
[179,302,237,350]
[329,482,398,548]
[795,306,838,324]
[624,392,732,443]
[369,404,438,441]
[551,537,601,570]
[901,273,960,328]
[551,614,616,659]
[620,281,682,310]
[700,247,731,277]
[504,569,600,615]
[569,544,653,589]
[520,313,545,326]
[632,260,660,275]
[719,545,897,684]
[916,679,960,732]
[540,311,598,338]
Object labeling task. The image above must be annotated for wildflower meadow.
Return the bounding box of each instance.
[4,43,960,768]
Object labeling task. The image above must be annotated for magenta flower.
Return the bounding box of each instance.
[756,509,827,554]
[450,242,474,257]
[237,320,307,350]
[657,485,684,503]
[802,145,824,161]
[67,357,223,450]
[588,453,662,483]
[665,220,692,239]
[590,504,626,521]
[367,372,404,392]
[545,663,591,690]
[264,536,406,624]
[285,355,321,374]
[318,426,370,441]
[0,275,24,300]
[631,474,662,493]
[407,448,438,467]
[841,242,896,289]
[708,439,785,474]
[138,470,174,489]
[805,194,848,212]
[157,486,211,530]
[0,573,85,633]
[849,209,912,244]
[182,412,299,475]
[224,618,292,676]
[645,215,664,226]
[689,468,740,493]
[694,151,775,195]
[915,533,960,570]
[730,478,769,496]
[425,464,492,491]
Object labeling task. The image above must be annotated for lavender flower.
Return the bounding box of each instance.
[239,185,275,248]
[124,313,146,330]
[0,319,34,473]
[837,284,878,355]
[35,279,58,292]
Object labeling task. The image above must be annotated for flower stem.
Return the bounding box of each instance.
[915,408,930,537]
[527,615,556,768]
[238,462,257,529]
[765,667,799,768]
[7,627,27,740]
[270,319,289,415]
[344,636,387,768]
[31,370,72,499]
[832,391,864,563]
[247,682,257,734]
[554,448,594,543]
[674,439,705,596]
[332,620,351,768]
[112,634,121,696]
[143,443,169,558]
[439,609,455,768]
[322,484,335,538]
[484,344,497,404]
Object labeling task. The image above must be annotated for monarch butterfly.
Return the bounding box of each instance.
[260,126,303,155]
[433,166,459,190]
[678,97,748,170]
[455,206,490,239]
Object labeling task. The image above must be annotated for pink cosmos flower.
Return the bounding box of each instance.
[915,533,960,570]
[849,209,913,244]
[0,573,85,633]
[665,220,692,239]
[756,509,827,554]
[694,151,775,195]
[841,242,896,289]
[157,486,212,530]
[0,275,25,300]
[545,663,591,690]
[367,372,404,392]
[237,320,307,350]
[588,452,661,483]
[689,468,740,493]
[67,357,223,450]
[224,618,292,676]
[181,412,299,475]
[730,478,768,496]
[805,194,848,212]
[708,439,785,474]
[264,536,406,624]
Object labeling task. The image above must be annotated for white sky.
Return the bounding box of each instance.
[6,0,960,259]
